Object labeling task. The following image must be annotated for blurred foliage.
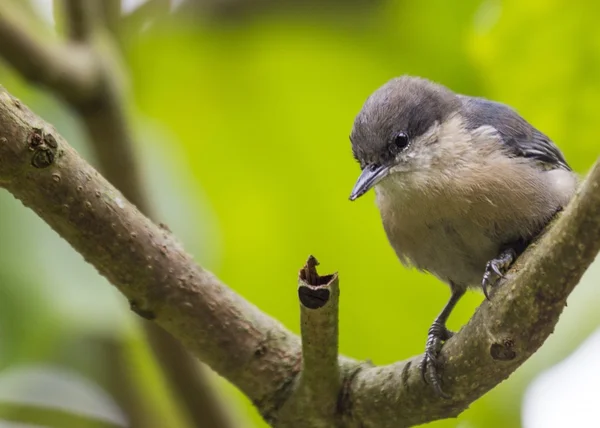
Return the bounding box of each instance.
[0,0,599,427]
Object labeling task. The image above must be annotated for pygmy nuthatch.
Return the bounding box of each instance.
[349,76,577,397]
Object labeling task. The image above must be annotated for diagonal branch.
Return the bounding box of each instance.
[1,87,599,427]
[0,4,234,427]
[345,166,600,426]
[0,86,302,405]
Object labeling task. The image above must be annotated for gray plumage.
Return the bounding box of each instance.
[459,95,570,170]
[350,76,577,290]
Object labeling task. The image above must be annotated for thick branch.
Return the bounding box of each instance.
[0,87,302,412]
[0,5,228,425]
[1,87,599,427]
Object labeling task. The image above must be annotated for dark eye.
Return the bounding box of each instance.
[389,132,410,155]
[393,132,410,150]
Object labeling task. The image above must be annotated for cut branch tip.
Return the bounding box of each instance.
[298,256,338,309]
[299,255,337,286]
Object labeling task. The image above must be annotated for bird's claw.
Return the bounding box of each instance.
[419,320,453,399]
[481,248,517,300]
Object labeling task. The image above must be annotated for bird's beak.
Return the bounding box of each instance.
[349,164,390,201]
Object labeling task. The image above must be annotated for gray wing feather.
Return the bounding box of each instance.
[459,95,571,171]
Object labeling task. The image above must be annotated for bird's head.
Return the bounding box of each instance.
[349,76,461,200]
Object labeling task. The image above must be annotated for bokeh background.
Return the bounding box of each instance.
[0,0,599,427]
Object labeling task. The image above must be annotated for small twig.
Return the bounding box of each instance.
[297,256,341,418]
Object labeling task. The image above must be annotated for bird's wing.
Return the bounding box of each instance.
[459,95,571,171]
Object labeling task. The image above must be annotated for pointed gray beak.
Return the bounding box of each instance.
[349,164,391,201]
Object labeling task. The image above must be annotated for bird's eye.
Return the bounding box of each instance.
[394,132,409,149]
[389,132,410,155]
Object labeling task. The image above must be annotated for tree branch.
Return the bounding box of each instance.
[1,87,599,427]
[0,86,302,420]
[0,4,234,426]
[0,2,143,204]
[0,4,99,102]
[297,256,341,419]
[345,167,600,427]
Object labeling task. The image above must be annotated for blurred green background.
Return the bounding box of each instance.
[0,0,599,427]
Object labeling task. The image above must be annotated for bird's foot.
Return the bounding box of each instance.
[419,319,454,398]
[481,248,516,300]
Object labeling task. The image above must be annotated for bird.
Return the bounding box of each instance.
[348,75,578,397]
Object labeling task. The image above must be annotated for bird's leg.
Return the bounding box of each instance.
[419,286,465,398]
[481,247,517,300]
[481,206,566,300]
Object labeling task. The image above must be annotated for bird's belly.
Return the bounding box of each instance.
[376,161,577,288]
[385,218,504,288]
